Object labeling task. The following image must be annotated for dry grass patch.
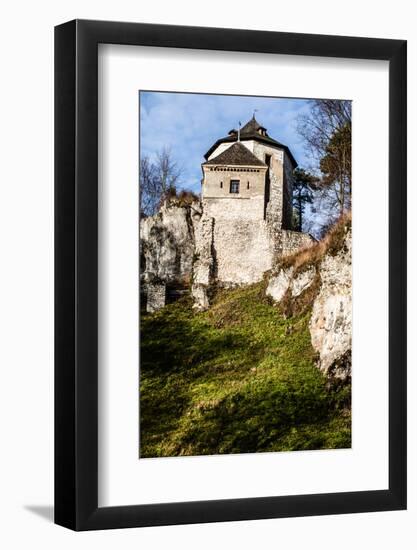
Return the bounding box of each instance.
[278,211,351,276]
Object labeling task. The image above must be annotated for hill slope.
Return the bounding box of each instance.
[140,280,351,458]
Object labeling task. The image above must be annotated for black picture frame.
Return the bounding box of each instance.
[55,19,407,531]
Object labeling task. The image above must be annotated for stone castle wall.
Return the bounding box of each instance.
[282,153,295,229]
[280,230,314,256]
[141,200,314,312]
[205,140,291,230]
[202,196,265,222]
[253,142,284,227]
[146,282,167,313]
[202,166,266,200]
[191,218,314,309]
[141,143,313,312]
[212,218,274,285]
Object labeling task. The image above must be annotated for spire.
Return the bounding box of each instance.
[240,115,266,136]
[204,115,298,168]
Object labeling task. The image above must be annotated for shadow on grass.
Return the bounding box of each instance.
[140,301,263,455]
[140,305,254,377]
[139,295,351,458]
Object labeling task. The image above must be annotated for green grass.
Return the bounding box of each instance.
[140,283,351,457]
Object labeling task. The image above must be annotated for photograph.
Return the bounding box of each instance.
[139,91,352,458]
[0,0,410,543]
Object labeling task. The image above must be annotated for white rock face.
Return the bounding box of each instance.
[140,200,201,284]
[292,267,316,297]
[309,229,352,380]
[140,200,201,311]
[266,265,317,302]
[191,284,210,311]
[191,213,215,310]
[266,224,352,381]
[146,282,166,313]
[266,267,293,302]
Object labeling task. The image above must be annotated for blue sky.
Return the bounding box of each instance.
[139,91,313,193]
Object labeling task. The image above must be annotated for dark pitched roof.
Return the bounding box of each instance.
[205,116,298,168]
[240,116,266,135]
[203,141,267,167]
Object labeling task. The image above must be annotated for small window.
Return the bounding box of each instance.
[230,180,240,194]
[220,181,223,188]
[265,154,272,167]
[247,181,250,189]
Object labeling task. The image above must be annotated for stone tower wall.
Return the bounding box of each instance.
[202,196,265,222]
[251,141,291,229]
[202,165,267,204]
[205,140,290,228]
[212,218,274,285]
[282,153,295,229]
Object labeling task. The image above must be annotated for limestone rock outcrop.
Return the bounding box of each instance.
[266,267,294,303]
[266,219,352,381]
[140,200,201,312]
[191,213,215,311]
[309,228,352,381]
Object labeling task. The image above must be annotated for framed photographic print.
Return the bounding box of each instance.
[55,20,407,530]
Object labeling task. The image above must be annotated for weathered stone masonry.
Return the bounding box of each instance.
[191,116,313,308]
[140,116,314,312]
[140,200,202,312]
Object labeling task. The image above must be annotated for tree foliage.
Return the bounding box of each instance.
[297,99,352,230]
[298,99,351,163]
[319,123,351,213]
[292,168,318,232]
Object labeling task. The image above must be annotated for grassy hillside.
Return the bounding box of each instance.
[140,281,351,458]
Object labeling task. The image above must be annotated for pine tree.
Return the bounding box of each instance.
[292,168,318,232]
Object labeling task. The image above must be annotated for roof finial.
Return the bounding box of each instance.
[237,121,241,142]
[253,108,258,119]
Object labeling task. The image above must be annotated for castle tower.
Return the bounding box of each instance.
[202,115,297,229]
[191,116,313,309]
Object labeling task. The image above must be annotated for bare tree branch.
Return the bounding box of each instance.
[140,147,183,216]
[297,99,352,233]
